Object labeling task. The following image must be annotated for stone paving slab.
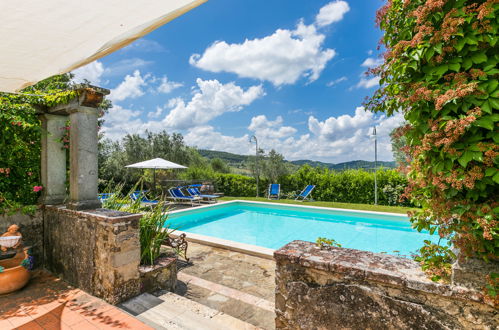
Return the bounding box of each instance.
[178,272,275,312]
[179,242,276,301]
[173,242,277,330]
[0,270,151,330]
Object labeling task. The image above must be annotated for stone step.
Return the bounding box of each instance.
[178,272,275,312]
[119,292,259,330]
[176,272,276,330]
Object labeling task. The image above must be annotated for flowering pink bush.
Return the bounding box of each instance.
[33,186,43,193]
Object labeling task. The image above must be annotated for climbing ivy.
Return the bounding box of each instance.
[0,74,79,211]
[366,0,498,298]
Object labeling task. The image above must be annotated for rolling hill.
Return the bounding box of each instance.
[198,149,396,170]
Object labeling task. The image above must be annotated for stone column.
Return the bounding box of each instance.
[39,114,67,205]
[66,107,101,210]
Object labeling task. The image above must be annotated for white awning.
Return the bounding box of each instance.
[0,0,206,92]
[126,158,187,169]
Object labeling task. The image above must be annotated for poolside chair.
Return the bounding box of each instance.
[295,185,315,201]
[268,184,280,200]
[168,188,201,206]
[186,187,219,204]
[130,191,160,207]
[98,193,114,202]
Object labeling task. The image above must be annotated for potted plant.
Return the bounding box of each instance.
[0,226,32,294]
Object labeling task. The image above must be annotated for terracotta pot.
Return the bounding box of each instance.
[0,259,30,295]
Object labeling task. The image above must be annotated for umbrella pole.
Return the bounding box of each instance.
[153,168,156,196]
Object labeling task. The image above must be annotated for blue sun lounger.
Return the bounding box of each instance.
[169,188,201,206]
[130,191,159,207]
[295,185,315,201]
[268,184,280,200]
[98,193,114,202]
[186,187,219,203]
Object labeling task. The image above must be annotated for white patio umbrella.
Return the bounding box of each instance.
[0,0,207,92]
[126,158,187,192]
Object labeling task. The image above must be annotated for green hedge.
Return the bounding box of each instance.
[215,173,259,197]
[213,166,409,206]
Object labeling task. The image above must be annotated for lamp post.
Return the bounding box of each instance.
[373,126,378,205]
[249,135,259,197]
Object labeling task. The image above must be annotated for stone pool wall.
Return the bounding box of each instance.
[0,209,44,265]
[275,240,498,330]
[44,206,142,304]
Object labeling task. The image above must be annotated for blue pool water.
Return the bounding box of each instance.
[167,202,441,256]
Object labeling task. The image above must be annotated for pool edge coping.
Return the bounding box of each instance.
[170,229,275,260]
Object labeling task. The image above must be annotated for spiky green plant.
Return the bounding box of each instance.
[101,179,174,265]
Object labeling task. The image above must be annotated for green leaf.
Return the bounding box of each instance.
[458,151,474,167]
[474,117,494,130]
[466,35,478,45]
[425,48,435,62]
[485,168,497,177]
[471,52,487,64]
[435,65,448,77]
[434,43,443,54]
[493,172,499,184]
[482,100,492,114]
[490,98,499,110]
[455,38,466,52]
[472,152,483,162]
[462,58,473,70]
[448,63,460,72]
[487,79,498,93]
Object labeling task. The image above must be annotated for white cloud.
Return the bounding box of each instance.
[308,107,373,140]
[184,126,252,154]
[72,61,104,85]
[148,106,164,119]
[249,115,297,139]
[355,76,380,89]
[190,21,335,86]
[156,76,183,94]
[102,78,263,140]
[326,76,347,87]
[315,1,350,27]
[109,70,149,102]
[100,104,144,140]
[181,108,404,163]
[162,78,264,130]
[361,57,383,67]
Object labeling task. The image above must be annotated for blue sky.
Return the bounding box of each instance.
[73,0,403,163]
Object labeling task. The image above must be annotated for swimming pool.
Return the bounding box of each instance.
[167,201,440,257]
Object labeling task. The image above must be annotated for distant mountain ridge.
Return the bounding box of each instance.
[198,149,396,170]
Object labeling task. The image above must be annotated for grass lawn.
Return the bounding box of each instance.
[220,196,417,214]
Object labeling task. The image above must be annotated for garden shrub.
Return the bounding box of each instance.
[280,166,409,206]
[214,173,260,197]
[214,165,409,206]
[368,0,498,295]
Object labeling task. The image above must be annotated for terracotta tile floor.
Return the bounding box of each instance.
[0,270,152,330]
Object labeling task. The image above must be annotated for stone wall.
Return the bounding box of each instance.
[139,255,177,293]
[44,206,142,304]
[0,210,43,265]
[275,241,498,330]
